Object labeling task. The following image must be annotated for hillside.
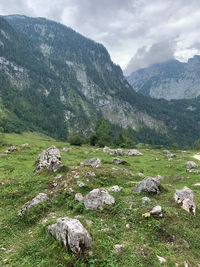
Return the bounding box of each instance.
[0,15,200,147]
[0,132,200,266]
[127,56,200,100]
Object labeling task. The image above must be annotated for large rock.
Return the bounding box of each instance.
[47,217,92,254]
[34,146,63,173]
[125,149,142,156]
[174,186,196,215]
[184,161,197,169]
[84,189,115,210]
[109,149,124,156]
[81,158,101,167]
[17,193,48,216]
[134,177,160,194]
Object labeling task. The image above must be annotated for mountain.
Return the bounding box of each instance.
[0,15,200,147]
[127,56,200,100]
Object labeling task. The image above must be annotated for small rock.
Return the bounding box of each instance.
[18,193,48,216]
[142,197,151,204]
[63,147,69,152]
[125,149,142,156]
[47,217,92,254]
[85,172,96,178]
[112,158,128,165]
[138,172,144,177]
[5,145,17,154]
[84,188,115,210]
[192,183,200,186]
[157,255,167,264]
[21,143,29,148]
[88,251,93,256]
[108,185,121,192]
[134,177,160,194]
[150,205,162,216]
[155,158,160,161]
[68,188,74,195]
[74,175,80,179]
[184,161,197,169]
[77,181,86,187]
[113,244,124,254]
[55,174,62,179]
[166,153,174,158]
[126,224,130,229]
[103,146,110,152]
[81,158,101,167]
[74,193,84,202]
[155,175,164,182]
[85,220,93,226]
[163,149,170,154]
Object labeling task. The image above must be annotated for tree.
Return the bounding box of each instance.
[194,139,200,150]
[95,119,112,147]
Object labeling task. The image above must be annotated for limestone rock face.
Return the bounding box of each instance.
[34,146,63,172]
[134,177,160,194]
[125,149,142,156]
[81,158,101,167]
[17,193,48,216]
[84,189,115,210]
[47,217,92,254]
[184,161,197,169]
[174,186,196,215]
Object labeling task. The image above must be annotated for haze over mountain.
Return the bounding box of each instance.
[1,15,200,146]
[127,56,200,100]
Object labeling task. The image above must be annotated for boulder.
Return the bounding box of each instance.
[125,149,142,156]
[142,205,162,218]
[17,193,48,216]
[47,217,92,254]
[34,146,63,173]
[112,158,128,165]
[134,177,160,194]
[5,145,17,154]
[184,161,197,169]
[108,185,121,192]
[109,148,124,156]
[63,147,69,152]
[81,158,101,167]
[84,189,115,210]
[103,146,110,152]
[174,186,196,215]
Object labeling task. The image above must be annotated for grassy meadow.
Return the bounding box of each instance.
[0,132,200,266]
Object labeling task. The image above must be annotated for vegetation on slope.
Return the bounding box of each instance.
[0,132,200,266]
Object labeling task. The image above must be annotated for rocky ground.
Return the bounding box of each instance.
[0,132,200,266]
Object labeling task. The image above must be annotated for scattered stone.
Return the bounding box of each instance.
[74,175,80,179]
[138,172,144,178]
[63,147,69,152]
[113,244,124,254]
[163,149,170,154]
[47,217,92,254]
[100,227,111,232]
[17,193,48,216]
[112,158,128,165]
[193,183,200,186]
[21,143,29,148]
[125,149,142,156]
[157,255,167,264]
[186,169,200,174]
[75,193,84,202]
[125,224,130,229]
[5,145,17,154]
[134,177,160,194]
[155,158,160,161]
[142,196,151,204]
[166,153,174,159]
[77,181,86,187]
[109,148,124,156]
[55,174,62,179]
[174,186,196,215]
[81,158,101,167]
[142,206,162,218]
[103,146,110,152]
[34,146,63,173]
[84,189,115,210]
[108,185,121,192]
[85,172,96,178]
[85,219,93,226]
[75,215,84,219]
[184,161,197,169]
[67,188,74,195]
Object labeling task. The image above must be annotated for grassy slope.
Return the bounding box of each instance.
[0,133,200,266]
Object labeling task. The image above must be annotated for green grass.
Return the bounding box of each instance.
[0,132,200,266]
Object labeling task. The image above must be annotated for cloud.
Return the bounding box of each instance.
[124,40,176,75]
[1,0,200,73]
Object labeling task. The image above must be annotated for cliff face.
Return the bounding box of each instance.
[127,56,200,100]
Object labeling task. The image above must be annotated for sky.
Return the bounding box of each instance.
[1,0,200,75]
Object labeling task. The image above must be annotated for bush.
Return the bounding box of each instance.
[67,135,85,146]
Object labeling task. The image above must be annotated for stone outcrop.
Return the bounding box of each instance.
[184,161,197,169]
[174,186,196,215]
[125,149,142,156]
[134,177,160,194]
[47,217,92,254]
[80,158,101,167]
[34,146,63,172]
[84,189,115,210]
[17,193,48,216]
